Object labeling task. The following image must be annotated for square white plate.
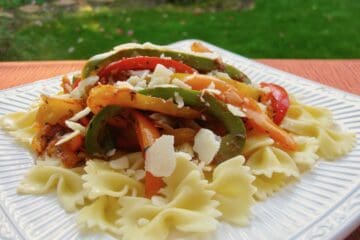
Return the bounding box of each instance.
[0,40,359,240]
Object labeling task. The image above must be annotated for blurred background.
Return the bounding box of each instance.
[0,0,359,61]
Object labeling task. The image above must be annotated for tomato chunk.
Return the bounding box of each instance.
[260,82,290,125]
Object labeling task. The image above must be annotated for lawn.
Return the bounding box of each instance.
[1,0,359,60]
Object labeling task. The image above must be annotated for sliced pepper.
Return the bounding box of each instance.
[183,75,297,151]
[87,85,201,119]
[260,82,290,125]
[172,73,260,100]
[98,56,195,78]
[36,95,83,127]
[85,105,123,155]
[82,44,250,83]
[131,110,163,198]
[139,87,246,163]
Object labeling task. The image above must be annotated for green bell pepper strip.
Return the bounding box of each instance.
[139,87,246,163]
[82,45,250,83]
[85,105,123,155]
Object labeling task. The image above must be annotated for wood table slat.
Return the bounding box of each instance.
[0,60,359,95]
[0,60,359,240]
[258,59,360,95]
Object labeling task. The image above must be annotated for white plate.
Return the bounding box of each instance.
[0,40,359,240]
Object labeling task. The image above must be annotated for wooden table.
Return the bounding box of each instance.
[0,60,359,239]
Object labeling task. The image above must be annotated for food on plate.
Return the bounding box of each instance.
[0,42,356,240]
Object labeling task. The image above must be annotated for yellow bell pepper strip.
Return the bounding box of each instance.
[131,110,164,198]
[87,85,201,119]
[36,95,83,127]
[183,75,297,151]
[260,82,290,125]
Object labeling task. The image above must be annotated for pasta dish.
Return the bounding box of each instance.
[0,42,355,240]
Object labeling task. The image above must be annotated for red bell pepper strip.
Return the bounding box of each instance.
[184,75,297,151]
[131,110,164,198]
[260,82,290,125]
[72,76,82,89]
[98,56,196,78]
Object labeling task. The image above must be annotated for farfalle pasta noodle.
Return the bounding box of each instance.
[83,160,144,199]
[0,42,356,239]
[208,156,256,225]
[290,136,319,171]
[78,196,122,235]
[17,165,86,212]
[0,108,38,146]
[281,102,356,159]
[117,154,221,240]
[252,173,286,201]
[244,134,300,178]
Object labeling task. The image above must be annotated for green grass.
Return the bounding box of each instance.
[0,0,45,9]
[1,0,359,60]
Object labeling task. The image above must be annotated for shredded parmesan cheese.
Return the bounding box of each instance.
[114,81,134,90]
[110,156,129,169]
[148,64,173,88]
[172,78,192,89]
[208,70,231,79]
[106,148,116,157]
[69,107,91,122]
[227,104,246,117]
[55,130,81,146]
[145,135,176,177]
[70,76,99,99]
[174,92,184,108]
[65,120,85,134]
[193,128,221,164]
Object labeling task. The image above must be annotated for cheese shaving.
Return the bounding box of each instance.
[70,76,99,99]
[69,107,91,122]
[148,64,174,88]
[227,104,246,117]
[172,78,192,89]
[106,148,116,157]
[65,120,85,134]
[55,130,81,146]
[174,92,184,108]
[193,128,221,164]
[145,135,176,177]
[110,156,129,169]
[114,81,134,90]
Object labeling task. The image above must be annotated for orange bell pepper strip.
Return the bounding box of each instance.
[172,73,260,99]
[184,75,297,151]
[131,110,164,198]
[87,85,200,119]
